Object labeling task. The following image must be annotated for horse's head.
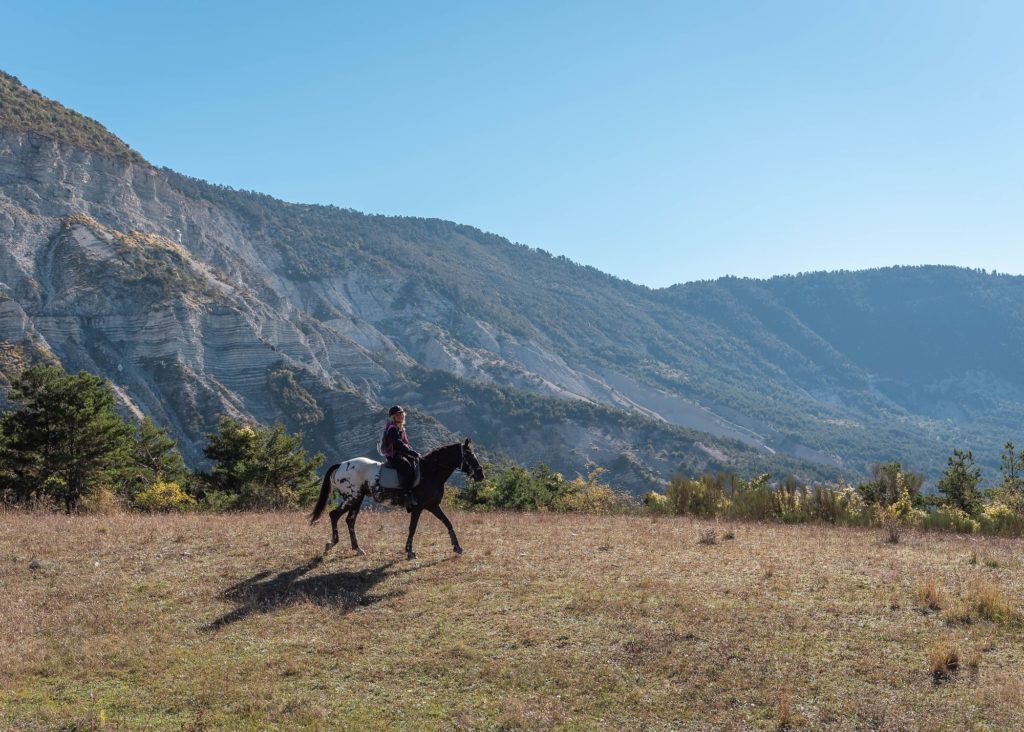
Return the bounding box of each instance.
[460,438,485,482]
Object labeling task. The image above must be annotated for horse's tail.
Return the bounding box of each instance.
[310,463,341,524]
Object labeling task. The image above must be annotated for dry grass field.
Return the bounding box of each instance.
[2,508,1023,731]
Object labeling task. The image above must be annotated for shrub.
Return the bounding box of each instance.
[665,475,720,517]
[653,474,874,526]
[197,489,239,513]
[454,463,566,511]
[978,503,1024,537]
[454,463,634,512]
[555,469,634,514]
[725,473,777,521]
[857,462,925,508]
[832,485,872,526]
[922,506,980,535]
[876,486,926,543]
[133,481,197,512]
[79,486,122,515]
[643,490,671,513]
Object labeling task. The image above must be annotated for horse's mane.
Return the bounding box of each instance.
[422,442,461,461]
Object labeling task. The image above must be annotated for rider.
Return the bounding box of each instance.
[381,405,420,502]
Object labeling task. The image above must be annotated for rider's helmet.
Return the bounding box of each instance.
[388,405,405,417]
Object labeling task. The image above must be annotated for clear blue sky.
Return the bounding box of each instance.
[5,1,1023,288]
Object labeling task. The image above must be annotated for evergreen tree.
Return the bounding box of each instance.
[1000,442,1024,495]
[0,364,134,512]
[203,417,255,500]
[935,449,983,516]
[203,417,322,509]
[996,441,1024,511]
[121,417,191,501]
[248,423,324,509]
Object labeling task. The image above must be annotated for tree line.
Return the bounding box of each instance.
[0,364,322,512]
[3,363,1024,539]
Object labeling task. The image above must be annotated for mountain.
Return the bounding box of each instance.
[3,70,1023,490]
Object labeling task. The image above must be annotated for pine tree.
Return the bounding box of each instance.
[203,417,322,509]
[997,441,1024,511]
[245,424,324,509]
[935,449,983,516]
[1000,442,1024,494]
[0,364,134,512]
[121,417,191,502]
[203,417,255,500]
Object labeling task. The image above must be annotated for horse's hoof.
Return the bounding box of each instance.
[324,542,333,553]
[453,546,463,555]
[407,551,417,560]
[355,548,366,556]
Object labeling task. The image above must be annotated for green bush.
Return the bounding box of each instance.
[197,489,240,513]
[804,484,869,526]
[454,463,566,510]
[922,505,980,534]
[454,464,634,513]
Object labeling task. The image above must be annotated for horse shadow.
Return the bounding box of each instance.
[204,554,447,630]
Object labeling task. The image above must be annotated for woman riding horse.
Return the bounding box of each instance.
[381,405,419,506]
[310,438,485,559]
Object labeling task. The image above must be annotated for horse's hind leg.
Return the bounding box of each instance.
[326,507,344,553]
[405,508,422,560]
[346,494,366,556]
[428,506,462,555]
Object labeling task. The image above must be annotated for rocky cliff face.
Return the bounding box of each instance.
[0,125,811,488]
[0,131,403,463]
[4,73,1024,489]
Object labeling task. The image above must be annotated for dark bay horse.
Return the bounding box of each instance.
[310,438,485,559]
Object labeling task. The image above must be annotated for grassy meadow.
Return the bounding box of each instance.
[2,509,1023,731]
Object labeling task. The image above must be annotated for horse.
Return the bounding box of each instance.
[309,438,485,560]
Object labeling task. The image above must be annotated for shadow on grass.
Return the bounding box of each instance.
[205,554,449,630]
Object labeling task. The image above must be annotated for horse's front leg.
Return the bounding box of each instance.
[428,506,462,555]
[346,494,366,556]
[405,508,422,560]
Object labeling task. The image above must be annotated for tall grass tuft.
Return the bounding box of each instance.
[966,581,1018,623]
[916,576,947,612]
[776,677,796,730]
[928,639,960,682]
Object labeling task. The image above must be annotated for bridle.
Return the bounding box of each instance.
[459,443,478,476]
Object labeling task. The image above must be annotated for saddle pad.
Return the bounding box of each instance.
[377,464,421,490]
[378,466,402,490]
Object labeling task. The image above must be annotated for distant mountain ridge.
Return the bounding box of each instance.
[3,70,1023,490]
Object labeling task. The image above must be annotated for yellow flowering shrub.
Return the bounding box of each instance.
[133,481,196,512]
